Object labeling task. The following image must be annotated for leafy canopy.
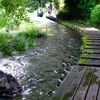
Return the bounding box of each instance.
[57,0,100,20]
[0,0,52,28]
[24,0,50,12]
[0,0,29,28]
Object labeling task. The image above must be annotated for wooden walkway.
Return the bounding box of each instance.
[50,66,100,100]
[47,16,100,100]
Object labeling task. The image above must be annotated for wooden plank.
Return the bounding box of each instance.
[96,83,100,100]
[85,68,100,100]
[50,66,80,100]
[59,66,87,100]
[73,67,95,100]
[81,54,100,60]
[78,59,100,66]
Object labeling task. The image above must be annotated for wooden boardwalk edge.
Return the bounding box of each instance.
[47,16,100,100]
[50,66,100,100]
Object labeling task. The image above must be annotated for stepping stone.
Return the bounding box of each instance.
[83,49,100,54]
[85,42,100,46]
[86,38,100,40]
[78,59,100,66]
[86,40,100,43]
[81,53,100,59]
[84,45,100,49]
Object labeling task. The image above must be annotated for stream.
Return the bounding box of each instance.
[0,17,82,100]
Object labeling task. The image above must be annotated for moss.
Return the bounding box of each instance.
[85,42,92,45]
[47,16,95,65]
[83,49,94,54]
[47,16,100,100]
[78,59,91,65]
[84,45,91,48]
[59,84,77,100]
[46,16,84,35]
[83,70,93,86]
[50,95,62,100]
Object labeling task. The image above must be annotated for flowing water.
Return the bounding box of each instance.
[0,17,82,100]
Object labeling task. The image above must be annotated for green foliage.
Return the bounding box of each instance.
[18,28,47,38]
[0,33,14,55]
[90,4,100,27]
[76,0,100,19]
[13,36,27,52]
[0,0,29,28]
[24,0,38,12]
[58,0,100,20]
[77,0,95,19]
[0,28,47,56]
[0,0,53,28]
[53,0,60,10]
[0,0,24,13]
[24,0,50,12]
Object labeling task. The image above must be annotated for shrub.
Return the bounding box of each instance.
[90,4,100,27]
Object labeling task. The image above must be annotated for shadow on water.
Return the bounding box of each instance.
[0,18,82,100]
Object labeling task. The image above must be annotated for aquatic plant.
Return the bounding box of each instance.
[0,28,47,56]
[0,33,14,55]
[18,28,47,38]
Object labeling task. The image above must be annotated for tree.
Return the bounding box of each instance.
[0,0,52,28]
[24,0,50,12]
[77,0,100,19]
[0,0,29,28]
[57,0,100,20]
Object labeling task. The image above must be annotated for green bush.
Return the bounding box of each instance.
[90,4,100,27]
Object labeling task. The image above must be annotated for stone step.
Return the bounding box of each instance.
[85,42,100,46]
[83,49,100,54]
[84,45,100,49]
[86,38,100,40]
[85,32,100,36]
[81,53,100,59]
[85,35,100,40]
[78,59,100,66]
[86,40,100,43]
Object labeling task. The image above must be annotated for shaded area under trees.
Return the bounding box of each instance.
[57,0,100,20]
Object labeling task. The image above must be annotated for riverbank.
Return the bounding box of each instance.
[0,17,82,100]
[46,16,100,100]
[46,16,100,65]
[0,22,47,56]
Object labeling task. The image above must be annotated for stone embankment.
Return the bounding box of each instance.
[46,16,100,100]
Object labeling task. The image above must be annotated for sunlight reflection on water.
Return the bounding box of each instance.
[0,56,29,78]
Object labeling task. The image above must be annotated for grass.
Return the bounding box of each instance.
[17,28,47,38]
[0,26,47,56]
